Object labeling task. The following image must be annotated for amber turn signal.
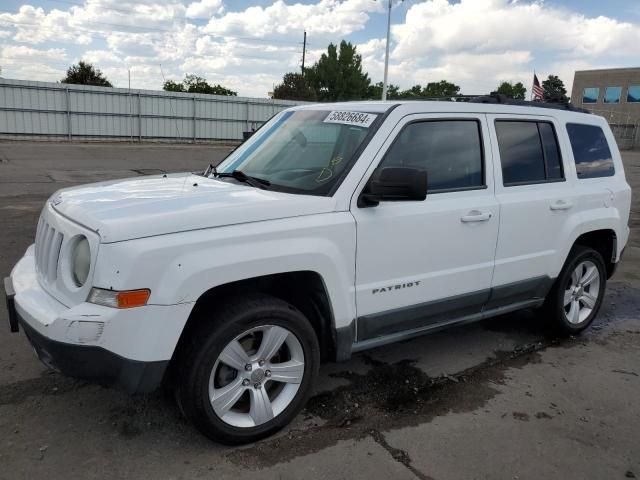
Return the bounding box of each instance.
[116,289,151,308]
[88,288,151,309]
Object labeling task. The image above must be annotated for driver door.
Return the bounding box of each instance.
[351,113,499,342]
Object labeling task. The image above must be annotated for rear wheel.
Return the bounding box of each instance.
[542,246,607,335]
[176,294,320,444]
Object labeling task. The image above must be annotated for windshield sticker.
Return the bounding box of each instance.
[324,111,378,128]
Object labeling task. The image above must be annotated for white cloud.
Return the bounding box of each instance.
[203,0,382,40]
[0,5,91,45]
[1,44,68,63]
[185,0,224,19]
[392,0,640,59]
[372,0,640,94]
[0,45,69,82]
[1,0,640,97]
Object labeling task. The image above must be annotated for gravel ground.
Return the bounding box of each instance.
[0,142,638,480]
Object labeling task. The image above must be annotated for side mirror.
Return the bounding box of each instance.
[359,167,427,207]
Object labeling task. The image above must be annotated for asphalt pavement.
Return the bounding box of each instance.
[0,142,638,480]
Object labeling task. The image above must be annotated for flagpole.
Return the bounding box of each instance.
[531,70,534,101]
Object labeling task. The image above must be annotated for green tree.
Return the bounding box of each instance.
[397,84,424,98]
[422,80,460,98]
[306,41,370,101]
[495,81,527,100]
[365,82,400,99]
[542,75,568,102]
[163,80,185,92]
[61,61,112,87]
[163,74,237,96]
[273,72,317,101]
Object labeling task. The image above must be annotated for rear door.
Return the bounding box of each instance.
[487,114,575,306]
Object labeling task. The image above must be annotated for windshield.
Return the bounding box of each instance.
[215,109,380,195]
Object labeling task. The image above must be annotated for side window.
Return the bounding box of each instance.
[376,120,484,192]
[566,123,615,178]
[538,123,563,180]
[495,120,565,186]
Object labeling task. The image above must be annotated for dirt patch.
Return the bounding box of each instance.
[227,340,563,469]
[512,412,530,421]
[0,371,85,406]
[535,411,553,419]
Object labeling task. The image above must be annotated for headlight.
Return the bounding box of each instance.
[71,236,91,287]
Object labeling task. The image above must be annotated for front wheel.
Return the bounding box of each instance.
[176,295,320,444]
[542,246,607,335]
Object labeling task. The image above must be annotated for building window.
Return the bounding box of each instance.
[604,86,622,103]
[628,85,640,103]
[495,120,565,186]
[566,123,615,179]
[582,87,599,104]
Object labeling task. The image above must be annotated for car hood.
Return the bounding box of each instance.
[50,173,337,242]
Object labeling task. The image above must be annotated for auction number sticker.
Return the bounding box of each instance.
[324,111,378,128]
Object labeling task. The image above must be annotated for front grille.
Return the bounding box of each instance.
[35,217,64,283]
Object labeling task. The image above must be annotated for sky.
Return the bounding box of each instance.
[0,0,639,98]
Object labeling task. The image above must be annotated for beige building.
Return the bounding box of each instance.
[571,68,640,149]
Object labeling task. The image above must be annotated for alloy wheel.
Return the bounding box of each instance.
[208,325,305,428]
[563,260,601,325]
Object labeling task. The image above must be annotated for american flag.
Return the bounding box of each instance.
[532,74,544,100]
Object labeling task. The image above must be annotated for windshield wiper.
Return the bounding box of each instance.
[215,169,271,189]
[203,163,217,177]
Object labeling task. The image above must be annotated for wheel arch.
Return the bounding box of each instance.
[166,271,340,385]
[568,228,618,279]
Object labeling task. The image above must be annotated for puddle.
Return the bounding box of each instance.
[228,345,551,469]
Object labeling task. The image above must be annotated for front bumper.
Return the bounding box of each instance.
[18,313,167,393]
[5,246,191,394]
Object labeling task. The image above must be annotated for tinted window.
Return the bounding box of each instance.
[496,122,545,184]
[539,123,563,180]
[628,85,640,103]
[604,86,622,103]
[582,87,599,104]
[566,123,615,178]
[378,120,483,192]
[495,121,564,186]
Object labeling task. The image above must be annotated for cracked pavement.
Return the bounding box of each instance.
[0,142,639,480]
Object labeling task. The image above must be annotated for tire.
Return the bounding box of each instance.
[542,245,607,335]
[176,293,320,445]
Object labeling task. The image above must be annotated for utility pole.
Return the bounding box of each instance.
[382,0,392,101]
[301,30,307,77]
[128,68,133,143]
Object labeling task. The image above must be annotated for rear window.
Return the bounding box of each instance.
[495,121,564,186]
[566,123,615,178]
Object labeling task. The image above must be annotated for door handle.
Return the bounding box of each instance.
[461,210,492,222]
[550,200,573,211]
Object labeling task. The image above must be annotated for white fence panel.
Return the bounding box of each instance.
[0,78,307,142]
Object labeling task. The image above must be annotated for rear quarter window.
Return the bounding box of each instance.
[495,120,564,186]
[566,123,615,179]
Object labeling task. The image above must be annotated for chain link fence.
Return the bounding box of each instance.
[587,108,639,150]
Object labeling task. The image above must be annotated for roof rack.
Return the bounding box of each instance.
[469,93,591,114]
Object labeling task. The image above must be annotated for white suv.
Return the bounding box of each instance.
[5,97,631,444]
